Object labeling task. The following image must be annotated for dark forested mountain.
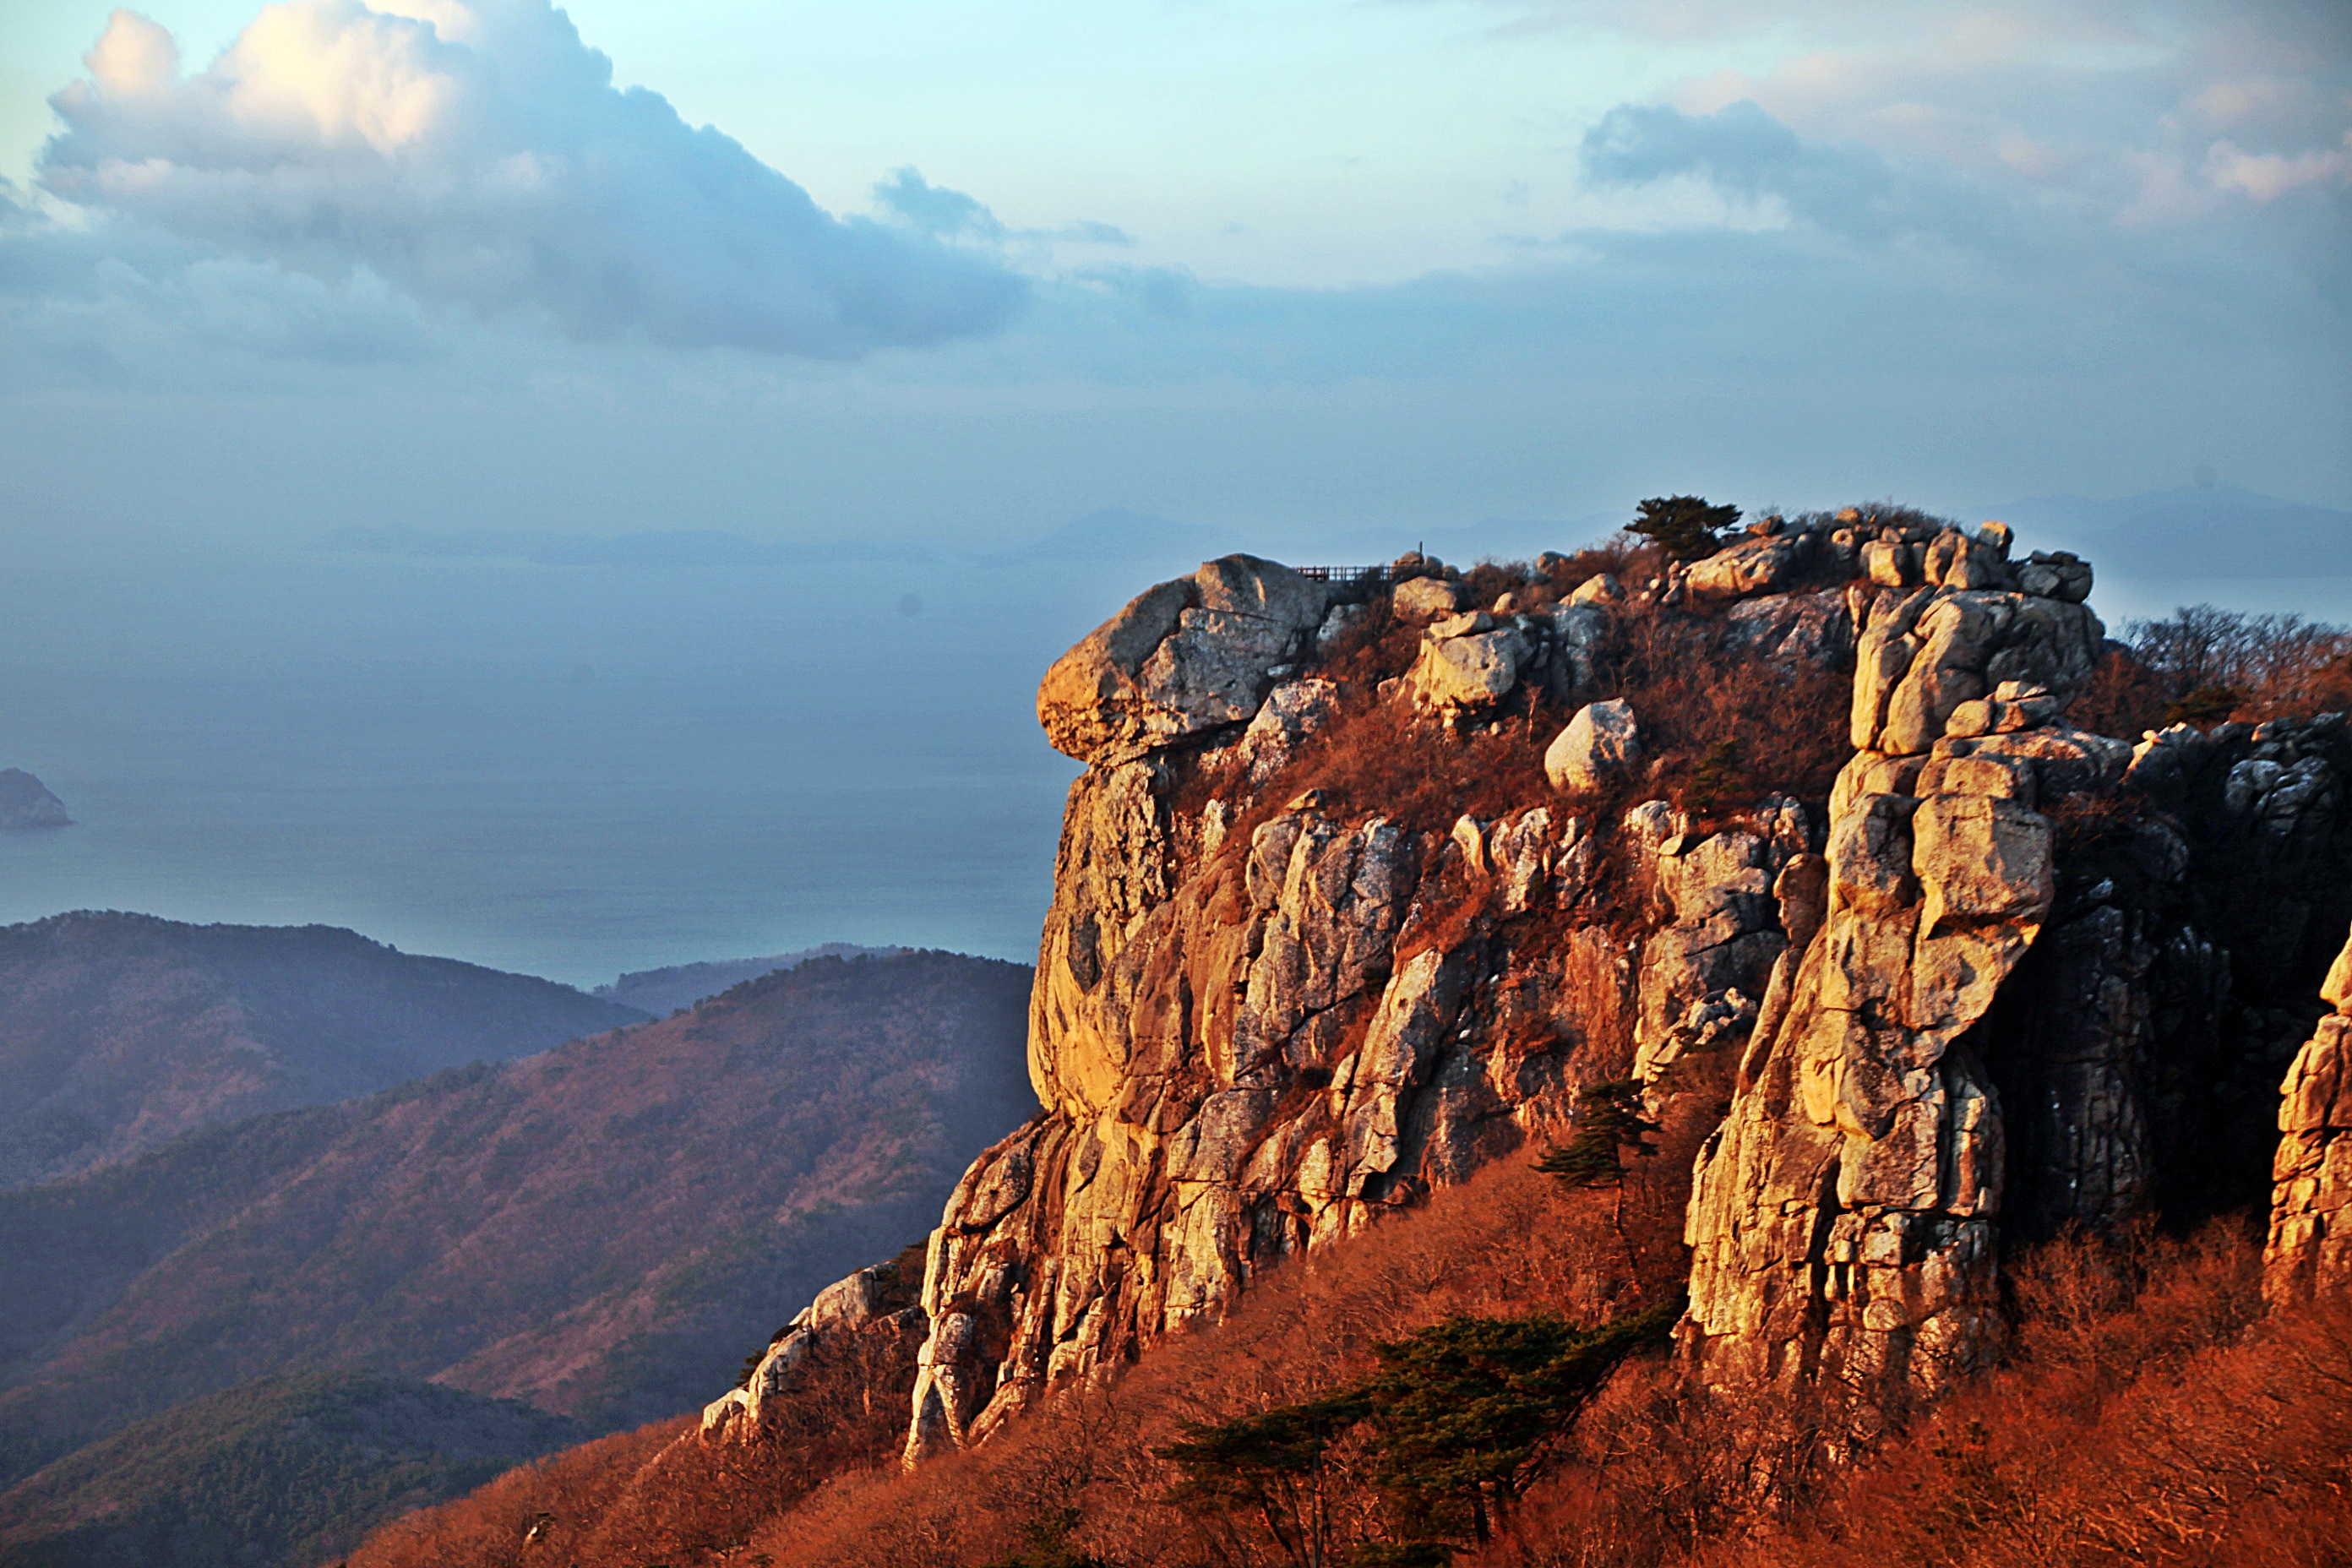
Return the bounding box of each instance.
[0,1372,583,1568]
[0,950,1036,1494]
[0,912,648,1192]
[594,942,906,1016]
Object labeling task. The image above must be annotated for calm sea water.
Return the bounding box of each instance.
[0,540,1113,989]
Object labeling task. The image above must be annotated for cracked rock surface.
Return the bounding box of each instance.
[701,518,2352,1463]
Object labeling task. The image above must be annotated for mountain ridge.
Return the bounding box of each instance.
[0,949,1036,1496]
[0,911,649,1193]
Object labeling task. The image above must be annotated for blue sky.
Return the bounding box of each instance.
[2,0,2347,555]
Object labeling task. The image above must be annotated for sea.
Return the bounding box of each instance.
[0,536,1122,990]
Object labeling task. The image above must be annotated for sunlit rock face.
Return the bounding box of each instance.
[1679,573,2103,1407]
[700,519,2352,1462]
[1035,557,1331,765]
[2267,926,2352,1308]
[907,547,1833,1462]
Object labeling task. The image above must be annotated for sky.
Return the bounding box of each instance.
[0,1,2349,977]
[0,0,2345,558]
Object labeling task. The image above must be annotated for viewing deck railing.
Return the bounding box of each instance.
[1293,565,1390,585]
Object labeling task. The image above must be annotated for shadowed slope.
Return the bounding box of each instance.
[0,952,1036,1489]
[0,1371,584,1568]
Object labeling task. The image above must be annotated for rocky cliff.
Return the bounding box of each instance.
[2267,923,2352,1306]
[709,510,2352,1462]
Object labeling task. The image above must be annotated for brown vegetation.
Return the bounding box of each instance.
[1481,1220,2350,1568]
[349,1130,2347,1568]
[0,952,1034,1489]
[2073,606,2352,738]
[1599,602,1853,814]
[1178,555,1854,857]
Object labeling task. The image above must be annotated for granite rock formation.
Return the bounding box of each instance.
[2266,925,2352,1306]
[1680,575,2108,1406]
[708,516,2352,1465]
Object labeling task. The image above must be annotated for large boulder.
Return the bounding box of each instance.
[1723,590,1854,671]
[1545,700,1641,793]
[1391,576,1462,619]
[2266,924,2352,1307]
[1037,556,1330,763]
[1685,530,1810,600]
[1408,615,1529,717]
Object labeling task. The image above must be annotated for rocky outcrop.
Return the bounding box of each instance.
[703,1259,928,1440]
[1037,556,1330,763]
[706,506,2352,1466]
[0,770,70,830]
[905,783,1658,1459]
[2266,927,2352,1306]
[1680,558,2115,1407]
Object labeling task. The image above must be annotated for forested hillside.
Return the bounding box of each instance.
[0,952,1034,1500]
[0,912,647,1191]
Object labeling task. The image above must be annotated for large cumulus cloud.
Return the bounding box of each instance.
[35,0,1027,357]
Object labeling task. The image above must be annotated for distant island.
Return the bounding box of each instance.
[0,770,70,830]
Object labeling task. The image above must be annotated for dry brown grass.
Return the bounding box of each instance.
[342,1319,919,1568]
[1467,1220,2350,1568]
[748,1157,1687,1568]
[1599,602,1854,814]
[339,1130,2344,1568]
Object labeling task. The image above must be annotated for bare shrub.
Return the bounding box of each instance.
[1601,603,1854,813]
[2118,606,2352,728]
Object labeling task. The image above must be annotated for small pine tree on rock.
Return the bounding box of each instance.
[1535,1080,1660,1191]
[1681,739,1750,818]
[1629,495,1740,561]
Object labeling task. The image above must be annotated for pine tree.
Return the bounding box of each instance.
[1682,739,1751,817]
[1157,1392,1372,1567]
[1534,1080,1660,1192]
[1629,495,1740,561]
[1359,1298,1685,1554]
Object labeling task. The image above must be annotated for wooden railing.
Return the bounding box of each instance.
[1293,565,1390,585]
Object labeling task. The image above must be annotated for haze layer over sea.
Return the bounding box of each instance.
[0,535,1126,988]
[4,489,2345,989]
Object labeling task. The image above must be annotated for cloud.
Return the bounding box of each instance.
[35,1,1029,357]
[1452,2,2348,258]
[873,166,1133,248]
[0,182,428,378]
[2204,134,2352,203]
[1578,99,2015,250]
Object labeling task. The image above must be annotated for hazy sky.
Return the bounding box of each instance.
[2,0,2347,553]
[0,1,2347,975]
